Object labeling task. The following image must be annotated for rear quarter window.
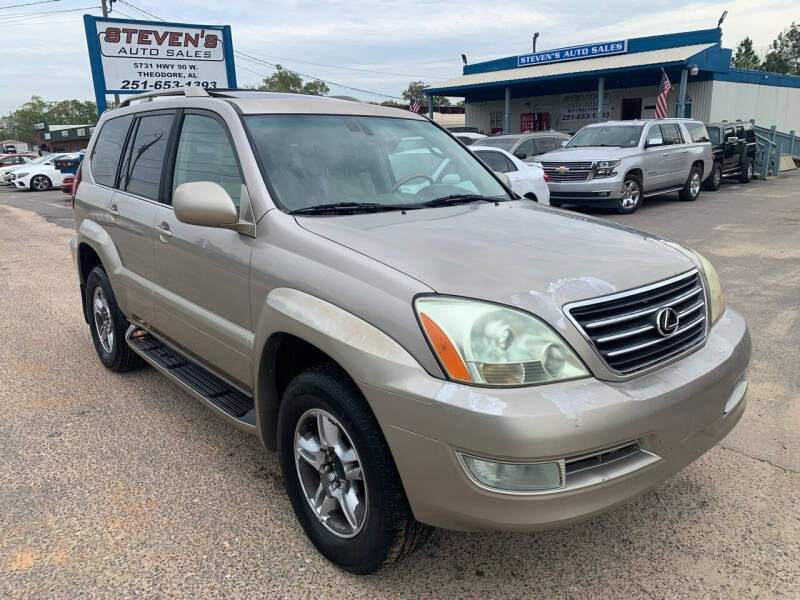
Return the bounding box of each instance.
[685,122,710,143]
[91,115,133,187]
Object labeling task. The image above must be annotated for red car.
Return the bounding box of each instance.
[60,175,75,195]
[0,153,37,169]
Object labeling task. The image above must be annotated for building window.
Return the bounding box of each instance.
[490,110,503,134]
[675,95,693,118]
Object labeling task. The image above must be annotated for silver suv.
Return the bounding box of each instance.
[71,90,749,574]
[539,119,712,213]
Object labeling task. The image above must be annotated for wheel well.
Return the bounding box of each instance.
[693,160,704,177]
[523,192,538,202]
[257,333,357,450]
[78,243,102,284]
[625,168,643,182]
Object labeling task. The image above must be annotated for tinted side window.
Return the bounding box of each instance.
[515,139,534,158]
[534,137,557,153]
[171,114,242,209]
[476,150,508,172]
[735,125,745,139]
[743,125,756,142]
[685,122,710,143]
[504,156,518,172]
[122,113,174,200]
[724,127,736,141]
[646,126,662,145]
[659,124,682,145]
[91,115,133,187]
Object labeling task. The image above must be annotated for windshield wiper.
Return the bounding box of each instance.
[289,202,389,215]
[420,194,500,208]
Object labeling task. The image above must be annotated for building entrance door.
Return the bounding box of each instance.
[621,98,642,120]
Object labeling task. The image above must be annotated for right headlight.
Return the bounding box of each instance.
[692,251,725,324]
[415,296,588,386]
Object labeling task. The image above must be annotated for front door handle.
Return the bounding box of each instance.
[158,221,173,241]
[108,203,119,216]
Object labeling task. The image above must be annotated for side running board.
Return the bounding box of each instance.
[126,326,256,430]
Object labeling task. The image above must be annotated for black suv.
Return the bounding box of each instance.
[703,121,757,190]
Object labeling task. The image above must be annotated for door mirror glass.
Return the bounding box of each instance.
[646,136,663,148]
[173,181,238,228]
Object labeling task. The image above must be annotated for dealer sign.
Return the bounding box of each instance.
[517,40,627,67]
[84,15,236,114]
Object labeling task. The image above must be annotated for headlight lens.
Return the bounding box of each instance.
[415,297,588,386]
[15,172,28,178]
[692,251,724,324]
[594,159,620,178]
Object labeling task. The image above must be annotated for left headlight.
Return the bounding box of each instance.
[692,251,725,324]
[15,172,28,178]
[594,160,620,178]
[415,296,588,386]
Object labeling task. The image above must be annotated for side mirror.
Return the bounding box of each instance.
[727,136,739,143]
[495,172,511,187]
[174,181,238,228]
[561,140,568,147]
[646,137,664,148]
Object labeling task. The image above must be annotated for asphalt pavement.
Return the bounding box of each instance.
[1,176,798,599]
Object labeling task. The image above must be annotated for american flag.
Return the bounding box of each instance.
[654,68,672,119]
[409,97,422,113]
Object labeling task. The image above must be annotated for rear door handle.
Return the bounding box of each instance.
[158,221,173,241]
[108,203,119,216]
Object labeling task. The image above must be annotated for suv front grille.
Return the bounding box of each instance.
[566,270,707,375]
[541,161,593,182]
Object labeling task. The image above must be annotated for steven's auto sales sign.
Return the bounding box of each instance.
[84,15,236,111]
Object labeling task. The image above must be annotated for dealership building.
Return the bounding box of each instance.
[424,28,800,136]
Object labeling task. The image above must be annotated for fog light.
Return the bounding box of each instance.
[460,454,565,493]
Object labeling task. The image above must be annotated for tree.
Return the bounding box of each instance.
[731,37,761,70]
[401,81,451,108]
[256,64,329,95]
[762,22,800,74]
[0,96,98,145]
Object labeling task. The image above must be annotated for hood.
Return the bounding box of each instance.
[539,146,639,162]
[297,202,696,325]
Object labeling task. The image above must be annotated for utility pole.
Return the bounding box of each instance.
[532,32,539,53]
[101,0,120,108]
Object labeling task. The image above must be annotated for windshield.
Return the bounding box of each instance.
[472,136,520,151]
[244,115,509,213]
[27,154,59,165]
[708,128,721,145]
[567,125,644,148]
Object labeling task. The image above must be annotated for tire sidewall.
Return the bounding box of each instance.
[277,373,399,574]
[704,163,722,191]
[740,158,753,183]
[617,176,642,214]
[85,267,129,370]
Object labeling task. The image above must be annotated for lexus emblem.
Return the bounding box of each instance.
[655,307,680,337]
[557,166,569,173]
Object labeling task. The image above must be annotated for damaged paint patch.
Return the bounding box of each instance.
[435,382,507,416]
[510,276,617,330]
[540,382,606,427]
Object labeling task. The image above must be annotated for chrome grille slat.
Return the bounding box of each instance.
[566,271,708,375]
[541,161,593,182]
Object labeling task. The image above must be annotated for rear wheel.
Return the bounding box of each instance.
[616,175,642,214]
[277,365,430,574]
[30,175,51,191]
[679,166,702,201]
[703,163,722,191]
[739,157,753,183]
[85,267,144,372]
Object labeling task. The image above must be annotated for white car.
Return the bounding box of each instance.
[11,153,77,191]
[2,154,60,185]
[471,145,550,205]
[0,154,36,180]
[454,132,487,146]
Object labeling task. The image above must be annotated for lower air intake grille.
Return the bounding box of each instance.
[566,270,707,375]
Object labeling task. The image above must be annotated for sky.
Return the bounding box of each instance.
[0,0,798,116]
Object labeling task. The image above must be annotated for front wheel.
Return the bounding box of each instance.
[703,163,722,191]
[30,175,51,191]
[679,166,702,201]
[616,175,643,214]
[277,365,430,574]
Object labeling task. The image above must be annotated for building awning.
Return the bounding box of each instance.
[426,43,715,95]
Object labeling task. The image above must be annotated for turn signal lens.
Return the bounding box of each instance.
[418,312,471,381]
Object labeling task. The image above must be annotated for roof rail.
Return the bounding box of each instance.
[118,87,210,108]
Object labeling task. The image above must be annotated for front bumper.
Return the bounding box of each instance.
[362,309,750,531]
[548,173,624,206]
[13,177,30,189]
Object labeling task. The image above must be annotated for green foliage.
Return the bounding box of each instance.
[731,37,761,70]
[401,81,450,107]
[256,65,329,95]
[0,96,98,145]
[763,22,800,74]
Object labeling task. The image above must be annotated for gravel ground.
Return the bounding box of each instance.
[1,176,798,599]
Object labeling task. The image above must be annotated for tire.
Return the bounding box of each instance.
[739,157,754,183]
[84,266,144,372]
[277,364,430,574]
[30,175,51,192]
[703,163,722,191]
[679,165,702,202]
[616,174,643,214]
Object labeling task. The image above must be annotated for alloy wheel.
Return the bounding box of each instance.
[620,180,640,209]
[690,171,701,198]
[714,168,721,187]
[33,176,49,191]
[92,287,114,353]
[294,408,367,538]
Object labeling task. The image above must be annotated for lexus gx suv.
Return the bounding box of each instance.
[71,89,749,574]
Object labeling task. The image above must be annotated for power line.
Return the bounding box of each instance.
[117,0,163,21]
[259,54,452,79]
[0,0,60,10]
[0,5,98,23]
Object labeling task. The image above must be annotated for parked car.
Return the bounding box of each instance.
[72,89,748,575]
[61,175,75,195]
[538,119,712,214]
[471,144,549,204]
[2,153,64,185]
[12,153,78,191]
[477,131,571,162]
[454,132,487,146]
[702,121,757,190]
[0,153,37,178]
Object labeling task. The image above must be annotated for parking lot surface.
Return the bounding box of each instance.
[1,178,798,599]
